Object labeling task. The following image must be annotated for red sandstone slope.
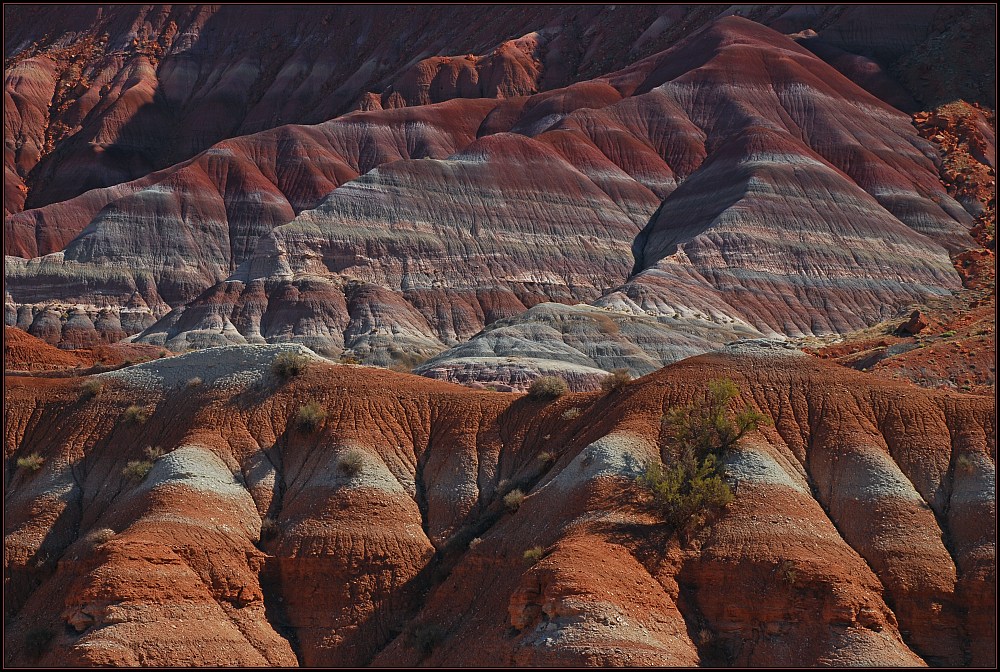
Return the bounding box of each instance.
[3,344,994,666]
[4,18,976,365]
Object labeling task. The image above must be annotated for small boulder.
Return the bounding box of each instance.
[900,310,928,335]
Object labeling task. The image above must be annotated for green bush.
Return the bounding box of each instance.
[639,458,733,531]
[123,460,154,481]
[122,405,149,425]
[503,488,526,512]
[272,352,310,379]
[641,378,766,532]
[537,451,557,466]
[80,378,103,400]
[24,627,54,659]
[523,545,544,564]
[17,453,45,472]
[527,376,568,400]
[296,402,326,432]
[338,449,365,476]
[600,368,632,393]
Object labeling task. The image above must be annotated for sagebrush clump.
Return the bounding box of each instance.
[527,376,568,400]
[600,368,632,393]
[80,378,103,400]
[123,460,154,481]
[122,405,149,425]
[17,453,45,472]
[504,488,526,511]
[122,446,165,482]
[296,401,326,432]
[272,351,310,379]
[338,449,365,476]
[523,545,544,564]
[640,378,767,533]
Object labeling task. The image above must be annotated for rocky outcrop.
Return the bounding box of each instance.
[3,345,994,666]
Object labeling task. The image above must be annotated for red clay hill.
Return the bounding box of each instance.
[3,344,995,666]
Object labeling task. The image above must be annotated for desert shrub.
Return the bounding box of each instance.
[338,449,365,476]
[468,537,482,549]
[561,407,581,420]
[186,376,203,388]
[24,627,54,659]
[407,623,443,657]
[777,559,798,585]
[955,454,976,474]
[80,378,103,400]
[527,376,568,400]
[144,445,165,460]
[389,351,429,372]
[85,528,116,547]
[122,405,149,425]
[941,330,957,337]
[17,453,45,472]
[504,488,526,512]
[523,545,544,564]
[260,517,280,541]
[537,451,557,466]
[661,379,768,458]
[640,459,733,531]
[271,352,310,379]
[642,378,766,532]
[296,401,326,432]
[600,368,632,393]
[123,460,154,481]
[339,353,361,365]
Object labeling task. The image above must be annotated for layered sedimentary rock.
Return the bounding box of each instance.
[4,344,994,666]
[414,302,762,391]
[7,18,973,369]
[6,5,991,219]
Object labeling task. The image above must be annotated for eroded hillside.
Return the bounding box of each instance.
[4,345,994,666]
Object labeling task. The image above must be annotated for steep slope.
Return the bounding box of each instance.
[5,18,973,373]
[4,344,994,666]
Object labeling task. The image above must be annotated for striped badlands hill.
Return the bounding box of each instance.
[5,18,977,377]
[3,345,994,666]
